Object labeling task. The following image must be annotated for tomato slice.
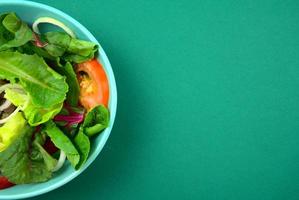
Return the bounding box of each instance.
[0,176,14,190]
[76,59,109,110]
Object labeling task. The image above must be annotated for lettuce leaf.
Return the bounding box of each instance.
[4,88,62,126]
[0,51,68,107]
[41,32,98,63]
[51,62,80,106]
[43,121,80,168]
[0,113,57,184]
[83,105,109,137]
[33,138,57,171]
[74,127,90,169]
[0,13,33,51]
[0,112,27,152]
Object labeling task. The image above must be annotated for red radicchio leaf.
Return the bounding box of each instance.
[54,103,85,128]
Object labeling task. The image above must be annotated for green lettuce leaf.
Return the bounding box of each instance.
[0,14,10,46]
[34,142,57,171]
[72,105,109,169]
[43,32,70,57]
[0,113,56,184]
[83,105,110,137]
[43,121,80,168]
[0,13,33,51]
[41,32,97,63]
[0,112,27,152]
[51,62,80,106]
[30,132,57,171]
[4,87,63,126]
[0,51,68,107]
[74,127,90,169]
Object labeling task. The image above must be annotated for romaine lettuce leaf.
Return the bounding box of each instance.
[0,113,57,184]
[43,121,80,168]
[0,51,68,107]
[4,87,62,126]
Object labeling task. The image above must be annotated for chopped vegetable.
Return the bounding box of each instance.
[32,17,76,38]
[54,112,84,126]
[54,103,85,131]
[0,13,33,51]
[32,32,48,47]
[53,62,80,106]
[83,105,109,137]
[40,32,98,63]
[74,127,90,169]
[0,176,14,189]
[77,59,109,110]
[43,121,80,168]
[0,99,11,111]
[0,51,68,107]
[0,106,21,124]
[52,150,66,172]
[0,112,26,152]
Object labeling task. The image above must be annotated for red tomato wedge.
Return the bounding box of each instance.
[0,176,14,190]
[76,59,109,110]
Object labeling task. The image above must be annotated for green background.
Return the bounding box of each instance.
[32,0,299,199]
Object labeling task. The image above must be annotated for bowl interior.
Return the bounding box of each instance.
[0,1,117,199]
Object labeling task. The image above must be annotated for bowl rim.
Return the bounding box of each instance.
[0,0,117,199]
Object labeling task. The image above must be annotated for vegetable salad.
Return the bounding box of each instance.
[0,12,110,188]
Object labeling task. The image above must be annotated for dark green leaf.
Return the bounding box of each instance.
[83,105,109,137]
[0,51,68,107]
[0,113,55,184]
[63,53,94,63]
[0,13,33,51]
[2,13,21,33]
[74,127,90,169]
[53,62,79,106]
[43,121,80,168]
[41,32,97,63]
[34,142,57,171]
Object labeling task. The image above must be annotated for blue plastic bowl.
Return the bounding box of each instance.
[0,0,117,199]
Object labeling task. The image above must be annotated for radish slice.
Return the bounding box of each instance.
[0,100,11,111]
[52,150,66,172]
[0,106,21,124]
[32,17,76,38]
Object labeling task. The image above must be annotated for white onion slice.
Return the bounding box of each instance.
[32,17,76,38]
[0,84,23,94]
[0,84,13,94]
[0,100,11,111]
[52,150,66,172]
[0,106,21,124]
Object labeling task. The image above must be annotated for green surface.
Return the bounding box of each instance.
[32,0,299,199]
